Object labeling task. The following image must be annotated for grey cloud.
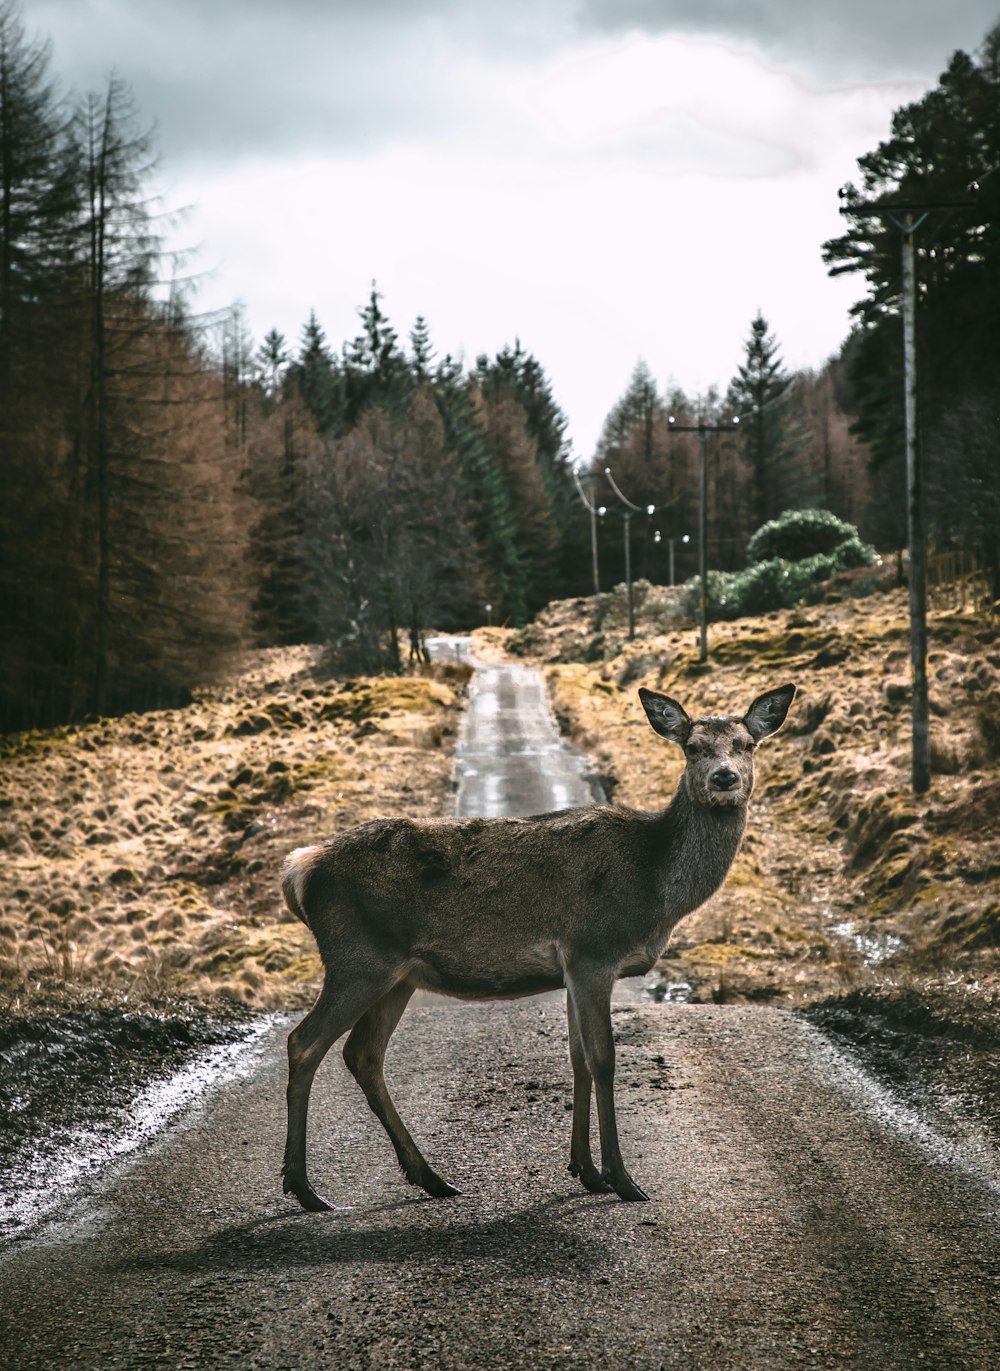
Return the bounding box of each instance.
[573,1,1000,80]
[21,0,1000,174]
[25,0,560,173]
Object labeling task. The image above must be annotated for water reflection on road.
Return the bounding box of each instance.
[426,635,603,819]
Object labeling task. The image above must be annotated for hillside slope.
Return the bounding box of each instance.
[0,648,467,1013]
[484,584,1000,1007]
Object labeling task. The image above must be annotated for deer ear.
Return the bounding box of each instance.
[744,683,796,740]
[639,688,690,745]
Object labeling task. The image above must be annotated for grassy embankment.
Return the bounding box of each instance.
[477,581,1000,1010]
[0,647,469,1016]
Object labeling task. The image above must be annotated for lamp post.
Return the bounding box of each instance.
[656,532,690,587]
[604,466,655,640]
[665,415,741,662]
[573,469,607,595]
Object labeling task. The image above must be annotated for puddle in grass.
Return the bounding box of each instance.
[830,921,904,968]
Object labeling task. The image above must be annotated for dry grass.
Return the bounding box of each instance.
[0,647,467,1014]
[480,584,1000,1005]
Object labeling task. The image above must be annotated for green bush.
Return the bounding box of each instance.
[747,508,865,564]
[683,536,880,622]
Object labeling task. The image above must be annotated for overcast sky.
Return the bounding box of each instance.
[20,0,1000,457]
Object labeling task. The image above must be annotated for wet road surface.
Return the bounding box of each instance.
[2,639,999,1368]
[427,635,603,818]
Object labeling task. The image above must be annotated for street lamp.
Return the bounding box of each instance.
[573,469,608,595]
[654,530,690,586]
[604,467,659,640]
[666,413,740,662]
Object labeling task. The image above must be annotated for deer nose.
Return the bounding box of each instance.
[710,767,739,791]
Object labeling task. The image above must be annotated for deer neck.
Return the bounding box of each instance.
[655,779,748,919]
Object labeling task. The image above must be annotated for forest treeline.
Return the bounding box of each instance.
[2,0,998,731]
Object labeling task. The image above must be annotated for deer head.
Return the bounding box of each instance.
[638,684,795,809]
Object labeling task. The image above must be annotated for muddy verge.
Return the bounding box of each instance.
[799,983,1000,1153]
[0,1000,260,1242]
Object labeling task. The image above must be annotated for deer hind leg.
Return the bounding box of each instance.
[283,967,396,1212]
[565,964,649,1202]
[566,994,613,1194]
[343,979,459,1199]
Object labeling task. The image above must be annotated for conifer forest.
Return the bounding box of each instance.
[2,1,998,733]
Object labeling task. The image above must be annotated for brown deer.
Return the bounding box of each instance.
[280,682,795,1209]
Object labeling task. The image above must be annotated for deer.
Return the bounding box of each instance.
[280,681,795,1210]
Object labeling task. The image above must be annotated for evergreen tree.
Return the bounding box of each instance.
[255,326,290,403]
[823,22,1000,579]
[727,313,812,527]
[592,361,690,586]
[431,359,528,623]
[291,309,343,434]
[343,281,412,423]
[409,314,435,380]
[472,379,559,615]
[475,342,580,605]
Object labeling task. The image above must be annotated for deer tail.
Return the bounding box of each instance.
[281,846,315,927]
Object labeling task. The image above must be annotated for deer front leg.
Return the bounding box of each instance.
[565,965,649,1202]
[566,994,613,1194]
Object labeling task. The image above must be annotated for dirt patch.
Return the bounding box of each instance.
[0,994,254,1218]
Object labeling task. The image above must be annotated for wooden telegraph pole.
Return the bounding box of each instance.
[839,194,978,794]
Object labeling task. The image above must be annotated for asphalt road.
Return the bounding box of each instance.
[2,642,999,1369]
[427,634,603,818]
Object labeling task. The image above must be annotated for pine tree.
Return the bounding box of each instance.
[727,313,812,529]
[823,22,1000,580]
[409,314,435,380]
[255,326,290,403]
[291,309,344,434]
[431,360,528,623]
[592,361,683,586]
[343,281,412,423]
[472,377,560,615]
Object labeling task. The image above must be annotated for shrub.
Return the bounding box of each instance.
[747,508,866,564]
[683,537,880,622]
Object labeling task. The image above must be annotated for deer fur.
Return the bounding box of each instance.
[280,681,795,1209]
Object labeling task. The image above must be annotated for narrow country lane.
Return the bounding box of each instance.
[1,642,998,1370]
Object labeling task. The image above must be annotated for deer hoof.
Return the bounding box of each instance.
[570,1161,614,1194]
[419,1172,461,1199]
[608,1173,650,1202]
[283,1173,333,1212]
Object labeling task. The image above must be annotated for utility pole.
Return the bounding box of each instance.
[604,467,656,641]
[839,192,977,794]
[666,415,741,662]
[573,470,606,596]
